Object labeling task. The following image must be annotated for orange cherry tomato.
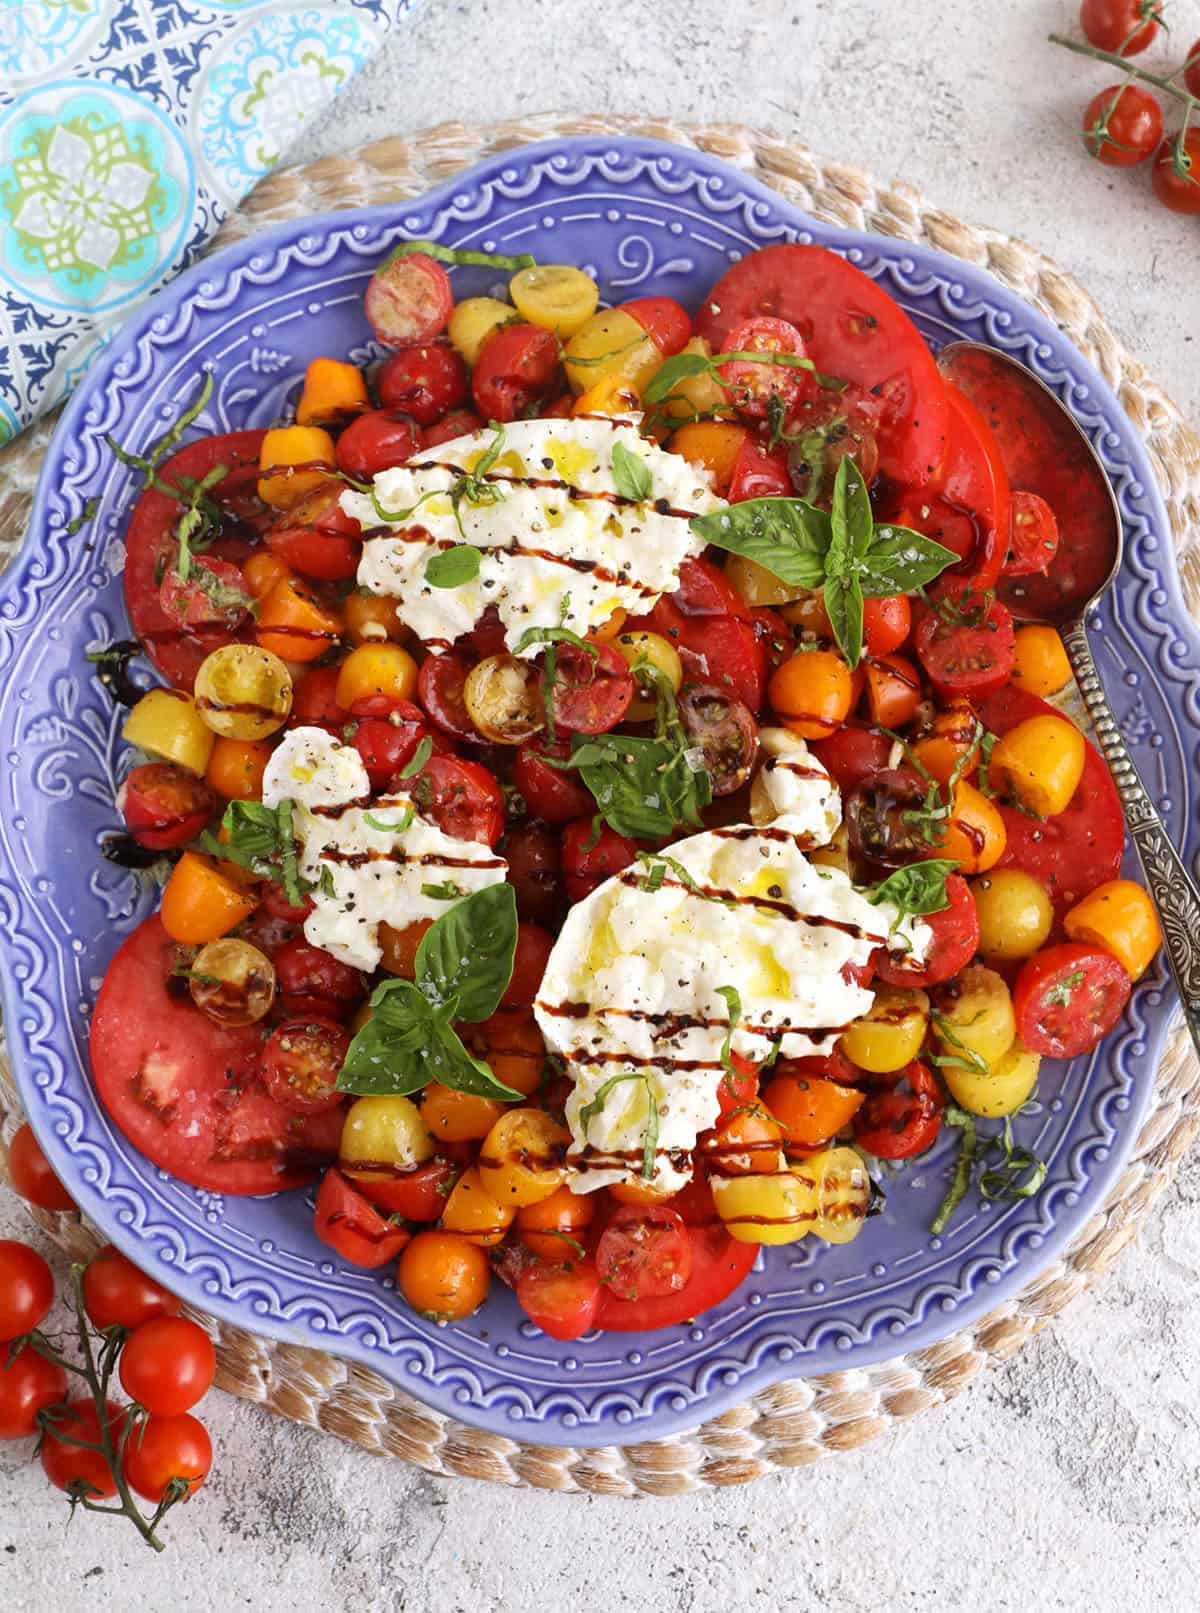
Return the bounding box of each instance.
[862,654,922,728]
[768,649,854,739]
[1064,878,1162,979]
[516,1185,596,1259]
[761,1073,866,1150]
[205,737,273,800]
[939,780,1007,874]
[701,1105,786,1176]
[255,576,343,663]
[910,701,982,785]
[397,1230,490,1320]
[160,852,259,945]
[668,421,749,495]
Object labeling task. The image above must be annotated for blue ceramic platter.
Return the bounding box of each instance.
[2,137,1196,1445]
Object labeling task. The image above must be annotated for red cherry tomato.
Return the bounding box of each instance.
[595,1205,693,1302]
[513,737,594,823]
[344,1156,457,1219]
[561,819,637,903]
[1080,0,1162,55]
[262,885,314,925]
[122,1412,212,1502]
[750,606,793,677]
[349,697,431,789]
[515,1258,602,1340]
[1152,130,1200,215]
[715,1053,760,1119]
[852,1060,943,1160]
[678,681,758,795]
[420,408,485,448]
[40,1400,123,1497]
[727,435,793,502]
[501,922,555,1009]
[411,754,505,847]
[118,762,215,851]
[501,821,564,926]
[314,1168,411,1267]
[159,556,252,632]
[913,594,1015,700]
[1185,38,1200,98]
[364,251,453,347]
[1083,83,1163,166]
[119,1316,215,1417]
[262,1017,351,1115]
[1005,490,1060,576]
[82,1245,181,1332]
[549,640,634,734]
[336,408,421,479]
[290,663,350,734]
[1013,943,1131,1059]
[377,341,467,426]
[862,594,911,656]
[718,315,813,420]
[7,1124,74,1212]
[875,874,981,989]
[0,1343,67,1440]
[264,480,362,580]
[621,296,692,356]
[594,1209,756,1330]
[0,1241,55,1342]
[809,724,893,794]
[417,649,478,740]
[773,1046,865,1087]
[472,323,560,421]
[679,617,765,713]
[273,939,365,1022]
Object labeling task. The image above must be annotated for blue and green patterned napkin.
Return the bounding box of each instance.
[0,0,418,445]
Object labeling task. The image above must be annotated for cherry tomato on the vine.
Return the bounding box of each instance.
[0,1240,55,1342]
[122,1412,213,1503]
[40,1400,124,1498]
[1151,130,1200,215]
[1082,83,1163,166]
[119,1316,216,1417]
[1080,0,1162,56]
[7,1123,74,1211]
[81,1246,181,1332]
[0,1343,67,1440]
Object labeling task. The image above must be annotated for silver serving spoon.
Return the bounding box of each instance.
[937,340,1200,1042]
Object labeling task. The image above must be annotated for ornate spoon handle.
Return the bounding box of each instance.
[1060,614,1200,1033]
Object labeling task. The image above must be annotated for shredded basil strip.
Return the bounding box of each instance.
[578,1071,660,1182]
[380,239,536,273]
[399,735,434,779]
[715,985,743,1081]
[363,806,415,834]
[930,1104,978,1236]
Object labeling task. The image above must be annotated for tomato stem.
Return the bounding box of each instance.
[1049,33,1200,108]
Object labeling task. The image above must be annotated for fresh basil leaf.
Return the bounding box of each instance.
[689,499,830,589]
[425,545,482,588]
[380,240,535,273]
[832,456,875,560]
[867,859,957,919]
[642,351,715,406]
[611,440,653,502]
[824,570,864,669]
[414,882,518,1022]
[563,731,712,840]
[336,978,522,1099]
[197,799,306,906]
[861,523,959,596]
[421,879,468,901]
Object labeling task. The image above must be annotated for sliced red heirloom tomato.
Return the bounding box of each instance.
[118,762,216,851]
[364,251,453,347]
[913,594,1015,701]
[314,1168,411,1267]
[695,244,949,485]
[672,555,752,621]
[976,685,1124,917]
[852,1060,943,1160]
[561,819,638,904]
[159,556,253,632]
[124,430,266,688]
[513,737,594,823]
[472,323,560,421]
[1005,490,1060,577]
[515,1258,603,1340]
[411,754,505,847]
[677,682,758,795]
[875,874,981,988]
[677,616,765,712]
[90,916,344,1194]
[264,480,362,581]
[727,435,793,502]
[549,640,635,734]
[274,938,365,1021]
[377,342,468,426]
[336,409,421,480]
[262,1017,351,1115]
[595,1204,693,1302]
[1013,942,1131,1059]
[621,296,692,356]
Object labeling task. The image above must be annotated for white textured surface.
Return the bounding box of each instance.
[4,1,1200,1605]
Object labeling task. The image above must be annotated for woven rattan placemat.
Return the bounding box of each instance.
[1,115,1199,1496]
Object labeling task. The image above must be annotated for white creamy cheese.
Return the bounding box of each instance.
[263,727,507,973]
[749,727,842,842]
[535,822,929,1194]
[343,416,721,654]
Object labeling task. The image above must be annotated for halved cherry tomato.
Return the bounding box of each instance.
[274,938,365,1021]
[677,617,765,711]
[750,607,793,677]
[862,654,921,728]
[561,819,637,904]
[377,342,468,426]
[595,1204,693,1302]
[1013,942,1131,1058]
[863,594,911,656]
[696,244,949,485]
[715,1052,760,1119]
[410,754,505,847]
[261,1017,351,1115]
[852,1060,943,1159]
[420,408,484,448]
[472,323,560,421]
[550,640,634,734]
[622,296,692,356]
[761,1072,865,1149]
[727,435,793,502]
[264,480,362,581]
[594,1196,757,1330]
[416,649,477,741]
[719,315,813,420]
[1005,490,1060,576]
[364,251,452,347]
[914,594,1015,700]
[875,874,981,989]
[118,762,215,851]
[336,410,420,480]
[349,697,431,789]
[773,1046,865,1087]
[515,1258,602,1341]
[347,1156,456,1219]
[159,556,252,633]
[678,682,758,795]
[513,737,594,823]
[314,1168,410,1268]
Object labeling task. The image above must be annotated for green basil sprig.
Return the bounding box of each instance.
[338,884,521,1101]
[197,799,306,909]
[379,239,536,273]
[690,458,958,668]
